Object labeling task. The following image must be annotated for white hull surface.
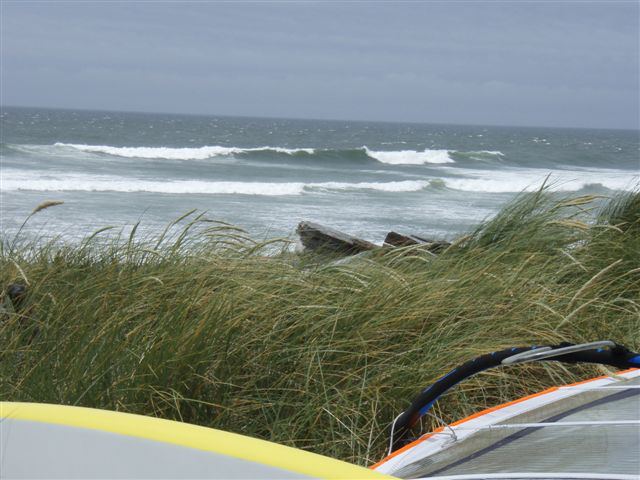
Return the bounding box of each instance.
[0,402,388,479]
[373,369,640,479]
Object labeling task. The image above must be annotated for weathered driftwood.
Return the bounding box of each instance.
[384,231,434,247]
[296,221,377,255]
[384,231,451,253]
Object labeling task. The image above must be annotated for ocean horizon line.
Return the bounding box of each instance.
[2,104,638,133]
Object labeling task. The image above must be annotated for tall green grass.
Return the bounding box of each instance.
[1,189,639,465]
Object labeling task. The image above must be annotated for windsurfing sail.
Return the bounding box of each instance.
[373,341,640,480]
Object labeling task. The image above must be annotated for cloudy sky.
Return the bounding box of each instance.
[1,1,638,129]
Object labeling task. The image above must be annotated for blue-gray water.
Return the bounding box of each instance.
[1,107,638,243]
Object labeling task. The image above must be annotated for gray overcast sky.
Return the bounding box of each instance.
[1,1,639,129]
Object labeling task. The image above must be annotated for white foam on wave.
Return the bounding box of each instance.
[441,167,636,193]
[362,148,505,165]
[53,143,315,160]
[4,166,634,196]
[1,170,431,195]
[363,147,455,165]
[310,180,430,192]
[2,170,304,195]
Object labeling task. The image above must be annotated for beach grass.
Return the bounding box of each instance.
[1,188,639,466]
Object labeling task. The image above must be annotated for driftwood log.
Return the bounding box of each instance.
[384,231,434,247]
[384,231,451,253]
[296,221,377,255]
[296,222,451,256]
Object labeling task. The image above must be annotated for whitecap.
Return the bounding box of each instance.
[363,147,455,165]
[1,170,432,195]
[440,167,636,193]
[309,180,430,193]
[53,143,315,160]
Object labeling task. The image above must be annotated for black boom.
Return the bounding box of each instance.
[389,341,640,453]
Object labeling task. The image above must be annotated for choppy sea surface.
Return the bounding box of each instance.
[1,107,638,244]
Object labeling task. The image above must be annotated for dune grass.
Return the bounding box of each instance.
[1,189,639,466]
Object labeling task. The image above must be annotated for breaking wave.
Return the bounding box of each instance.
[1,170,432,195]
[441,167,635,193]
[53,142,458,164]
[309,180,430,192]
[4,166,633,196]
[53,143,315,159]
[5,143,510,166]
[362,147,455,164]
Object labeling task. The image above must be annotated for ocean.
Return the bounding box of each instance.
[1,106,638,244]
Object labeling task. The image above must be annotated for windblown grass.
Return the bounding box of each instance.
[1,189,639,465]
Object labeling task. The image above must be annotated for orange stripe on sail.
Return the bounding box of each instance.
[370,368,639,470]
